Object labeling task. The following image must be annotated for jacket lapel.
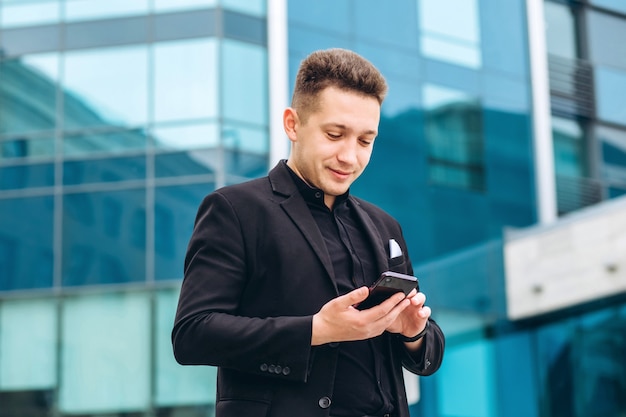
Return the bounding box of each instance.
[268,163,337,290]
[349,197,389,274]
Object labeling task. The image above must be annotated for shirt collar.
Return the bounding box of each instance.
[283,160,350,209]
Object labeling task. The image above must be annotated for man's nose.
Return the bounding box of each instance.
[336,139,358,164]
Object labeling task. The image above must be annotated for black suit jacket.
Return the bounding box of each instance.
[172,161,444,417]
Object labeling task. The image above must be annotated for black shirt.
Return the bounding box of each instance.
[286,164,395,416]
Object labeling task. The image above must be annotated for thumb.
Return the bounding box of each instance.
[339,286,369,307]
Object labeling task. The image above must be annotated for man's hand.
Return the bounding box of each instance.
[311,287,412,346]
[386,291,431,351]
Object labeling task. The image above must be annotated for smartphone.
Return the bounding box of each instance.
[355,271,419,310]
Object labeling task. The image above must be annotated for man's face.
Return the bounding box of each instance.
[285,86,380,208]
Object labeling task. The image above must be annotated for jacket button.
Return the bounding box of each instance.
[268,364,276,373]
[274,365,282,374]
[318,396,331,409]
[260,363,268,372]
[282,366,290,375]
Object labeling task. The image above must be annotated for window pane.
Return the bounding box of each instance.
[62,189,146,286]
[0,162,54,190]
[0,53,59,135]
[63,129,148,157]
[544,1,578,59]
[64,0,148,22]
[63,46,148,129]
[156,289,216,405]
[596,67,626,127]
[0,195,54,291]
[59,292,150,413]
[155,184,213,281]
[222,123,268,154]
[152,123,219,150]
[599,125,626,189]
[63,155,146,185]
[154,0,216,13]
[552,116,586,177]
[221,40,268,126]
[0,1,60,28]
[424,84,484,190]
[0,136,55,160]
[588,11,626,69]
[153,39,218,123]
[155,150,218,178]
[222,0,265,16]
[590,0,626,18]
[419,0,482,69]
[0,298,57,390]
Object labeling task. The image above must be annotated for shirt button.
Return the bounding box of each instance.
[328,342,339,348]
[315,191,322,198]
[260,363,268,372]
[318,396,331,409]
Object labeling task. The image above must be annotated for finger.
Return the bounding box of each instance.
[371,291,410,315]
[337,286,370,307]
[418,305,432,319]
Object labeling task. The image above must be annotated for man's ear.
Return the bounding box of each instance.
[283,107,299,142]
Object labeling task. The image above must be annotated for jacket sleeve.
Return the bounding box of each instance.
[396,318,445,376]
[171,191,314,382]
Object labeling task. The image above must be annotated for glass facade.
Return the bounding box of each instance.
[0,0,268,415]
[1,0,626,416]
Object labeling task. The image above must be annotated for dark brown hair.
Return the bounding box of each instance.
[291,48,388,122]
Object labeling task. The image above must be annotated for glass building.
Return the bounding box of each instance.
[0,0,625,416]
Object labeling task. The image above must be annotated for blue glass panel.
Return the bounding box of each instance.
[0,136,55,160]
[0,53,59,135]
[596,67,626,127]
[588,11,626,69]
[0,195,54,291]
[64,0,149,22]
[154,0,216,13]
[154,183,214,280]
[543,1,578,59]
[287,0,350,35]
[63,129,147,156]
[552,116,587,177]
[0,1,61,28]
[155,150,217,178]
[62,188,146,286]
[590,0,626,14]
[152,123,219,150]
[153,39,218,123]
[353,0,419,49]
[419,0,482,69]
[598,125,626,188]
[221,40,267,126]
[222,0,265,16]
[480,0,528,76]
[0,162,54,190]
[63,46,148,129]
[223,149,268,179]
[355,42,421,83]
[63,155,146,185]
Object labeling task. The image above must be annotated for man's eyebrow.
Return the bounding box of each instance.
[322,123,377,135]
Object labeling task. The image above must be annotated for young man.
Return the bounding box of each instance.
[172,48,445,417]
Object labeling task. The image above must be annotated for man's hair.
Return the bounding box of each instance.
[291,48,388,122]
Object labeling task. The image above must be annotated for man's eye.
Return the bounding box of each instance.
[359,139,373,146]
[327,133,341,139]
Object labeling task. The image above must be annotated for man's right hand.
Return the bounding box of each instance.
[311,286,412,346]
